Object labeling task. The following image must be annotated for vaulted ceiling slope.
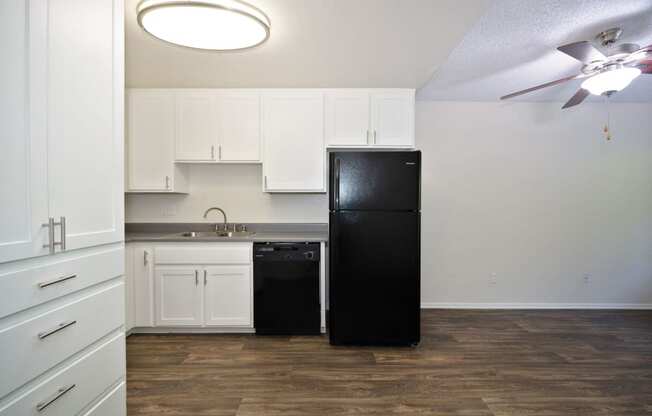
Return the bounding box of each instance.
[126,0,490,88]
[418,0,652,102]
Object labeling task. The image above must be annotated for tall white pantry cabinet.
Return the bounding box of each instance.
[0,0,126,415]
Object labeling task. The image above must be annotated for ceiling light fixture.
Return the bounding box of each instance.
[581,65,641,96]
[137,0,271,51]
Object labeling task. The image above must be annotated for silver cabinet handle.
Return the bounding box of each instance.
[218,145,222,160]
[43,217,55,254]
[211,145,215,160]
[165,176,170,189]
[38,320,77,340]
[38,274,77,289]
[143,250,149,266]
[203,270,207,286]
[59,216,66,251]
[42,217,65,253]
[195,270,198,286]
[373,130,377,144]
[264,175,268,190]
[36,384,75,412]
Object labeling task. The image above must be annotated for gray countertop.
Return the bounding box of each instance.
[125,223,328,243]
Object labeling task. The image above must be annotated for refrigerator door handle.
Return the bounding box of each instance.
[334,158,341,209]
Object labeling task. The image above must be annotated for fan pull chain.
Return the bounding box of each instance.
[603,95,612,141]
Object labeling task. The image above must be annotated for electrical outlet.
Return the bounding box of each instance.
[583,274,591,284]
[490,272,497,285]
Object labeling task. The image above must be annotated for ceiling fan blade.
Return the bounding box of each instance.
[562,88,590,109]
[557,41,606,63]
[500,74,581,100]
[624,44,652,64]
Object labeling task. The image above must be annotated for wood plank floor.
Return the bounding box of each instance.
[127,310,652,415]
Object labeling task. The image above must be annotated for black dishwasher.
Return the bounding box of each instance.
[254,242,320,335]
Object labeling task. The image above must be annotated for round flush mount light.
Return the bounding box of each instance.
[581,65,641,96]
[137,0,270,51]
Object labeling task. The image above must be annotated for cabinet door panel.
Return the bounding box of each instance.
[262,92,325,192]
[155,267,202,326]
[216,92,261,162]
[47,0,123,250]
[325,91,370,146]
[204,266,252,327]
[175,92,217,161]
[370,91,414,147]
[0,0,49,263]
[133,245,155,327]
[127,91,175,191]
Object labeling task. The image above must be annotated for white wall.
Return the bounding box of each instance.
[125,164,328,223]
[417,101,652,308]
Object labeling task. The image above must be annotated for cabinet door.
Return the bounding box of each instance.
[325,91,370,147]
[262,92,325,192]
[216,91,261,162]
[370,90,414,147]
[127,90,176,191]
[203,266,252,327]
[155,267,202,326]
[131,244,155,327]
[0,0,49,263]
[47,0,124,251]
[175,91,217,161]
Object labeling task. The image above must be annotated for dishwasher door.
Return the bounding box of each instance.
[253,242,321,335]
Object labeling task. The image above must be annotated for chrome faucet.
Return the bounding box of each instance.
[203,207,227,233]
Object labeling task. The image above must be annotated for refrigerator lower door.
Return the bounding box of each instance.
[329,211,420,345]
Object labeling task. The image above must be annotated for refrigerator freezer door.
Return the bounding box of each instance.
[330,151,420,211]
[329,211,420,345]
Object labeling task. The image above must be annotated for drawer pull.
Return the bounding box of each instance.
[38,274,77,289]
[36,383,75,412]
[38,320,77,340]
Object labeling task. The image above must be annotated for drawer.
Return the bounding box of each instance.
[0,282,124,398]
[81,381,125,416]
[0,247,124,319]
[0,332,125,415]
[155,243,252,265]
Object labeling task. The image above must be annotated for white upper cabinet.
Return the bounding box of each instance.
[203,265,252,327]
[370,90,415,147]
[0,0,49,263]
[175,91,218,162]
[215,91,261,162]
[1,0,124,263]
[127,90,187,193]
[262,91,326,193]
[325,90,370,147]
[327,89,414,148]
[46,0,123,251]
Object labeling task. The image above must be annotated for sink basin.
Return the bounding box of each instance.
[177,231,255,238]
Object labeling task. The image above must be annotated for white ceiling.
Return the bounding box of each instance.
[418,0,652,103]
[125,0,490,88]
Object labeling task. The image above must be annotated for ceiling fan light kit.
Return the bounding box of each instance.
[137,0,271,51]
[500,27,650,109]
[581,65,641,96]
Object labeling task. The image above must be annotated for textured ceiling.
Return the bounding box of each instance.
[125,0,490,88]
[418,0,652,103]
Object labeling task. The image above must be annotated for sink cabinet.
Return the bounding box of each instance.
[126,242,253,331]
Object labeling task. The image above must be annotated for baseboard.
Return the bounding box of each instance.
[130,326,256,334]
[421,302,652,310]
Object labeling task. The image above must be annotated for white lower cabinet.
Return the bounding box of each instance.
[126,242,253,330]
[155,267,203,327]
[204,266,252,327]
[0,332,124,416]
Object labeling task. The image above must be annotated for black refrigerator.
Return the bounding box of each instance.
[329,151,420,346]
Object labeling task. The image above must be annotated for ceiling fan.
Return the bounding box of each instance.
[501,28,652,109]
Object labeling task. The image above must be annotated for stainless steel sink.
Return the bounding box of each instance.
[177,231,255,238]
